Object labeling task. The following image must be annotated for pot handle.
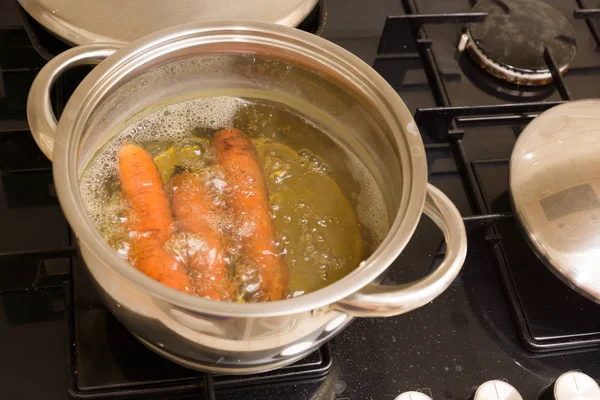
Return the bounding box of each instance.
[27,44,120,161]
[333,183,467,317]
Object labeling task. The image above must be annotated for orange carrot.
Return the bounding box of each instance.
[212,128,288,301]
[168,172,229,300]
[118,144,191,293]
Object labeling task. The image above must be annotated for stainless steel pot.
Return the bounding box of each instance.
[27,21,467,374]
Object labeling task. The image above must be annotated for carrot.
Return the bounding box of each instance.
[168,172,229,300]
[212,128,288,301]
[118,144,191,293]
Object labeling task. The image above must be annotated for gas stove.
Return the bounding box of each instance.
[2,0,600,399]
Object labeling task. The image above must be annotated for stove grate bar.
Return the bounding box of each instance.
[381,0,600,353]
[575,1,600,48]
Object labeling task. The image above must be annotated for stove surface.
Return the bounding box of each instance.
[2,0,600,399]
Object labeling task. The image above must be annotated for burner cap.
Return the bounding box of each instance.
[460,0,577,85]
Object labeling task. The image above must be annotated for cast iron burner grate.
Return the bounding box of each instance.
[66,258,332,400]
[376,0,600,352]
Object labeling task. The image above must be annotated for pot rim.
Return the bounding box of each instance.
[53,20,428,317]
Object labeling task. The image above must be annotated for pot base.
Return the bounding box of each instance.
[135,334,312,375]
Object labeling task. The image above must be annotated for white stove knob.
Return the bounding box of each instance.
[554,371,600,400]
[475,380,523,400]
[395,391,432,400]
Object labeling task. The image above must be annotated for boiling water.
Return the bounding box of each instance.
[80,95,389,300]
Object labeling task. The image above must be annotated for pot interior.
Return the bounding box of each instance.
[57,25,426,314]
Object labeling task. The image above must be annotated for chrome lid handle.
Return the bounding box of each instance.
[27,44,120,161]
[334,184,467,317]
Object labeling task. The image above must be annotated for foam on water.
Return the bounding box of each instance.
[343,148,389,245]
[81,96,242,235]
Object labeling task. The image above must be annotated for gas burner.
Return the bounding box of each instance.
[458,0,577,86]
[457,54,556,102]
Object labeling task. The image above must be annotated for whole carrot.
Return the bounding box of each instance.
[168,171,229,300]
[212,128,288,301]
[118,144,191,293]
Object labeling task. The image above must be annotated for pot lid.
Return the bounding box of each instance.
[17,0,320,45]
[510,100,600,303]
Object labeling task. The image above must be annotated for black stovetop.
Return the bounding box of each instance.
[2,0,600,399]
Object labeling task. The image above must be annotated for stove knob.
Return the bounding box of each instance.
[475,380,523,400]
[554,371,600,400]
[395,391,432,400]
